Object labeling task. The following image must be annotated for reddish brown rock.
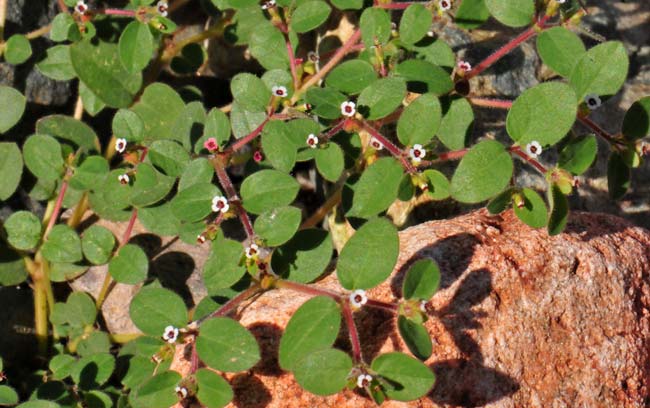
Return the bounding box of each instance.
[173,210,650,408]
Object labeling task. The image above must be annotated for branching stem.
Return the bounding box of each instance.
[359,121,417,173]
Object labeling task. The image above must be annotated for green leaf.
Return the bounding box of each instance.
[112,109,145,142]
[139,201,181,237]
[36,45,76,81]
[171,182,220,222]
[360,7,391,49]
[202,232,247,292]
[17,401,61,408]
[119,21,154,73]
[0,385,19,405]
[450,140,513,203]
[49,354,76,381]
[42,225,82,263]
[0,142,22,200]
[50,13,75,42]
[547,183,569,235]
[506,82,577,146]
[347,157,403,218]
[279,296,341,371]
[77,331,111,357]
[293,349,352,396]
[49,262,88,282]
[148,140,190,177]
[558,134,597,175]
[315,142,344,182]
[331,0,362,10]
[397,316,432,360]
[130,163,175,207]
[230,102,267,139]
[249,24,289,70]
[399,4,432,45]
[291,1,331,33]
[196,317,260,372]
[607,152,630,200]
[84,390,113,408]
[231,73,271,111]
[71,353,115,389]
[487,187,514,214]
[109,244,148,284]
[271,229,333,283]
[0,244,28,285]
[622,96,650,140]
[357,77,406,120]
[79,82,106,116]
[170,43,206,75]
[5,34,32,64]
[437,96,473,150]
[337,217,399,290]
[455,0,490,29]
[254,206,302,247]
[4,211,42,250]
[569,41,629,100]
[536,27,586,77]
[0,86,26,133]
[397,94,442,146]
[371,352,435,401]
[200,108,231,151]
[70,156,109,191]
[262,120,297,172]
[131,83,185,141]
[402,259,440,300]
[513,188,548,228]
[66,291,97,326]
[36,115,99,151]
[305,87,347,120]
[240,169,300,214]
[129,287,188,336]
[178,158,214,191]
[406,37,455,69]
[70,40,142,108]
[485,0,534,27]
[423,169,450,200]
[169,101,206,149]
[325,59,377,95]
[129,371,181,408]
[196,368,233,408]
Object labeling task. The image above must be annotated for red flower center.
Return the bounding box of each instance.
[345,106,353,113]
[413,150,421,157]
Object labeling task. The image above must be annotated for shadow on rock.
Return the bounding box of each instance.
[248,323,284,377]
[231,372,273,408]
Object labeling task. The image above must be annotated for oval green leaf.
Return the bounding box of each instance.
[397,316,432,361]
[402,259,440,300]
[254,206,302,247]
[271,228,333,283]
[347,157,404,218]
[513,188,548,228]
[196,317,260,372]
[293,348,353,396]
[4,211,42,251]
[196,368,233,408]
[129,287,188,336]
[569,41,629,100]
[485,0,534,27]
[397,93,442,146]
[536,26,586,77]
[109,244,149,284]
[240,169,300,214]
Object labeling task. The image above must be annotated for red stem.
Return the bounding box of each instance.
[120,209,138,247]
[464,15,551,81]
[224,117,270,155]
[102,8,136,17]
[274,279,342,300]
[195,284,262,325]
[320,119,347,142]
[286,39,300,92]
[366,299,398,313]
[235,202,255,238]
[374,2,415,9]
[468,97,513,109]
[212,159,255,238]
[43,180,69,239]
[578,116,624,147]
[342,302,362,363]
[510,146,547,174]
[359,121,417,174]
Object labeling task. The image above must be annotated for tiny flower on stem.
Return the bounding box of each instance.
[409,144,426,163]
[526,141,542,158]
[245,243,259,259]
[341,101,356,117]
[261,0,276,9]
[175,386,188,399]
[306,134,319,149]
[211,196,229,213]
[118,174,130,185]
[357,374,373,388]
[196,234,206,244]
[75,1,88,15]
[349,289,368,309]
[253,150,263,162]
[457,61,472,73]
[370,137,384,150]
[115,138,127,153]
[439,0,452,11]
[307,51,319,63]
[204,137,219,152]
[272,85,288,98]
[162,325,179,343]
[584,94,602,110]
[157,1,169,17]
[420,300,428,313]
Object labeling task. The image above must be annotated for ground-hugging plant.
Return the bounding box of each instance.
[0,0,648,406]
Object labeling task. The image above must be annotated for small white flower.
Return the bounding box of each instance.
[157,1,168,17]
[420,300,428,312]
[245,243,259,259]
[526,141,542,158]
[307,51,319,63]
[584,94,602,110]
[197,234,206,244]
[306,133,319,149]
[439,0,452,11]
[118,174,130,185]
[340,101,356,117]
[457,61,472,72]
[349,289,368,308]
[261,0,276,10]
[175,386,188,399]
[557,0,567,4]
[409,144,426,163]
[272,85,288,98]
[115,138,127,153]
[162,325,179,343]
[426,30,435,37]
[370,137,384,150]
[75,0,88,15]
[356,374,373,388]
[211,195,230,213]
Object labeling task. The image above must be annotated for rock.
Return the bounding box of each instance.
[170,209,650,408]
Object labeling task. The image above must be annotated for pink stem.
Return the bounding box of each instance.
[342,302,362,363]
[274,279,343,300]
[374,2,415,9]
[120,209,138,247]
[510,146,547,174]
[464,15,551,81]
[578,116,624,147]
[468,97,513,109]
[224,117,270,155]
[359,121,417,174]
[102,8,136,17]
[286,40,300,92]
[320,119,347,142]
[196,284,261,325]
[366,299,398,313]
[43,180,69,239]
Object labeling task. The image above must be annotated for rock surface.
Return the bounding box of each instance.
[167,209,650,408]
